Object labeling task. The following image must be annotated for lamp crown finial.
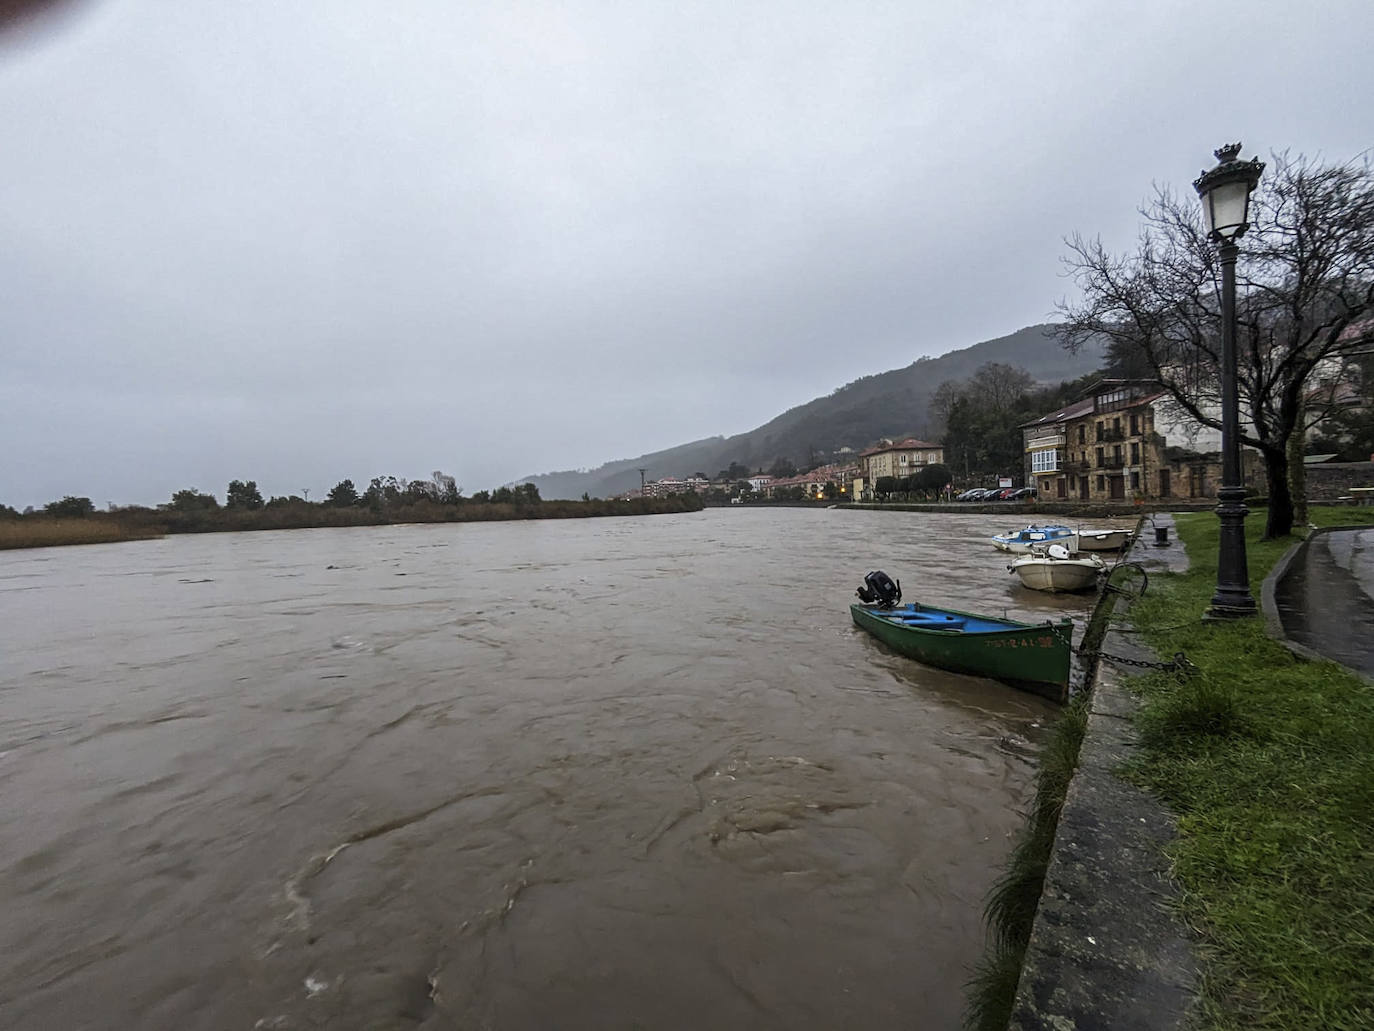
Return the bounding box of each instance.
[1214,142,1243,163]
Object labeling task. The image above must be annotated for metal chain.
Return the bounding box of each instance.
[1079,648,1198,679]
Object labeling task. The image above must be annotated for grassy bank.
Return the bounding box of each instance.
[0,494,705,551]
[0,517,164,550]
[1120,507,1374,1030]
[966,506,1374,1030]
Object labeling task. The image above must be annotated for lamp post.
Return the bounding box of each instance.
[1193,142,1265,618]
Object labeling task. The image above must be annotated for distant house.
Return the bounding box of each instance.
[1020,379,1260,502]
[640,476,710,499]
[765,463,860,500]
[859,438,944,482]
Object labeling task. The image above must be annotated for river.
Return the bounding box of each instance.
[0,507,1102,1030]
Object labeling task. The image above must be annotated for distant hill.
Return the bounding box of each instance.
[519,324,1104,499]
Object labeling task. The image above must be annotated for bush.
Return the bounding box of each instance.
[44,496,95,518]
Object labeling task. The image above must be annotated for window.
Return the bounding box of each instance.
[1096,422,1105,442]
[1096,388,1128,412]
[1130,442,1140,463]
[1096,447,1104,467]
[1130,413,1140,435]
[1113,417,1121,435]
[1096,475,1106,491]
[1130,471,1140,490]
[1113,445,1122,464]
[900,454,908,465]
[1077,425,1086,444]
[1031,449,1060,473]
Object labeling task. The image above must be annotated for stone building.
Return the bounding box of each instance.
[1020,380,1260,503]
[859,438,944,483]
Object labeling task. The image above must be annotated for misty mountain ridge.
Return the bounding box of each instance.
[519,324,1104,500]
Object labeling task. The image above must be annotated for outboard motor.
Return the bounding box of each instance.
[855,570,902,609]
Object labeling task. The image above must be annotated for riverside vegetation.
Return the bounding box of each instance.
[0,477,704,550]
[968,506,1374,1031]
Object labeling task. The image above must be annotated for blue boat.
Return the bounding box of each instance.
[990,524,1077,554]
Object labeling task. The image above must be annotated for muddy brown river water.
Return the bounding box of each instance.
[0,508,1104,1030]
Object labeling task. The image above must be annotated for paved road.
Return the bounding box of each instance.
[1270,527,1374,677]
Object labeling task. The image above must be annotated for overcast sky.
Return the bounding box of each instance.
[2,1,1372,507]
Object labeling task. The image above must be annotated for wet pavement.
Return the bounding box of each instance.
[1268,526,1374,677]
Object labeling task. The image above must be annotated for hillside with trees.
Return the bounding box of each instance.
[520,324,1106,499]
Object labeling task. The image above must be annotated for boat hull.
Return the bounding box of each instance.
[850,603,1071,703]
[1077,529,1131,551]
[991,526,1078,554]
[1009,557,1102,592]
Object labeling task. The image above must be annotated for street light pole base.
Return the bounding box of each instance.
[1204,600,1258,621]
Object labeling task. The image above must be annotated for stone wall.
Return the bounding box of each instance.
[1305,461,1374,500]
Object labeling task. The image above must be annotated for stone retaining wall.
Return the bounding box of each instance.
[1009,519,1196,1030]
[1305,461,1374,499]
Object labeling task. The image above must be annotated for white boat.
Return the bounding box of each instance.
[1077,527,1132,552]
[991,524,1078,554]
[1008,544,1106,592]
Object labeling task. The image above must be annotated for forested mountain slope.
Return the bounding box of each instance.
[520,324,1104,499]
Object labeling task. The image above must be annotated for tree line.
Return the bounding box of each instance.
[1,471,704,548]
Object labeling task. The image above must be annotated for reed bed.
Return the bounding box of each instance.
[0,518,164,550]
[0,493,704,550]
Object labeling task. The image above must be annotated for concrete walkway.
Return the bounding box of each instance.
[1264,526,1374,678]
[1011,514,1196,1030]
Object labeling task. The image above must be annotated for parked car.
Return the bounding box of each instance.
[988,487,1018,500]
[955,488,983,501]
[1008,487,1038,501]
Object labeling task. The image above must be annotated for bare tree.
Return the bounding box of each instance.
[1059,151,1374,537]
[969,362,1036,412]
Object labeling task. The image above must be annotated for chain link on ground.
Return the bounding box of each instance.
[1079,648,1198,680]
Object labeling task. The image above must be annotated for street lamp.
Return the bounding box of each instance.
[1193,142,1264,618]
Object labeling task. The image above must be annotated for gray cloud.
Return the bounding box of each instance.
[3,0,1372,507]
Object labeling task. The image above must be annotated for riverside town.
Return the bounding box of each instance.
[3,5,1373,1029]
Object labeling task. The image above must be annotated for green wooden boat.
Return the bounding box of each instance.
[850,601,1073,703]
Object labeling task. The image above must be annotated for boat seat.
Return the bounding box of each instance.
[899,614,966,629]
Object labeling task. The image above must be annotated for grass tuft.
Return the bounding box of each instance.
[965,689,1093,1028]
[1139,675,1247,747]
[964,942,1026,1031]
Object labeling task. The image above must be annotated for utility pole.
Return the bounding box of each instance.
[638,468,647,496]
[302,488,310,502]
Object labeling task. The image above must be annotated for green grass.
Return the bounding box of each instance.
[1119,506,1374,1030]
[966,691,1093,1031]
